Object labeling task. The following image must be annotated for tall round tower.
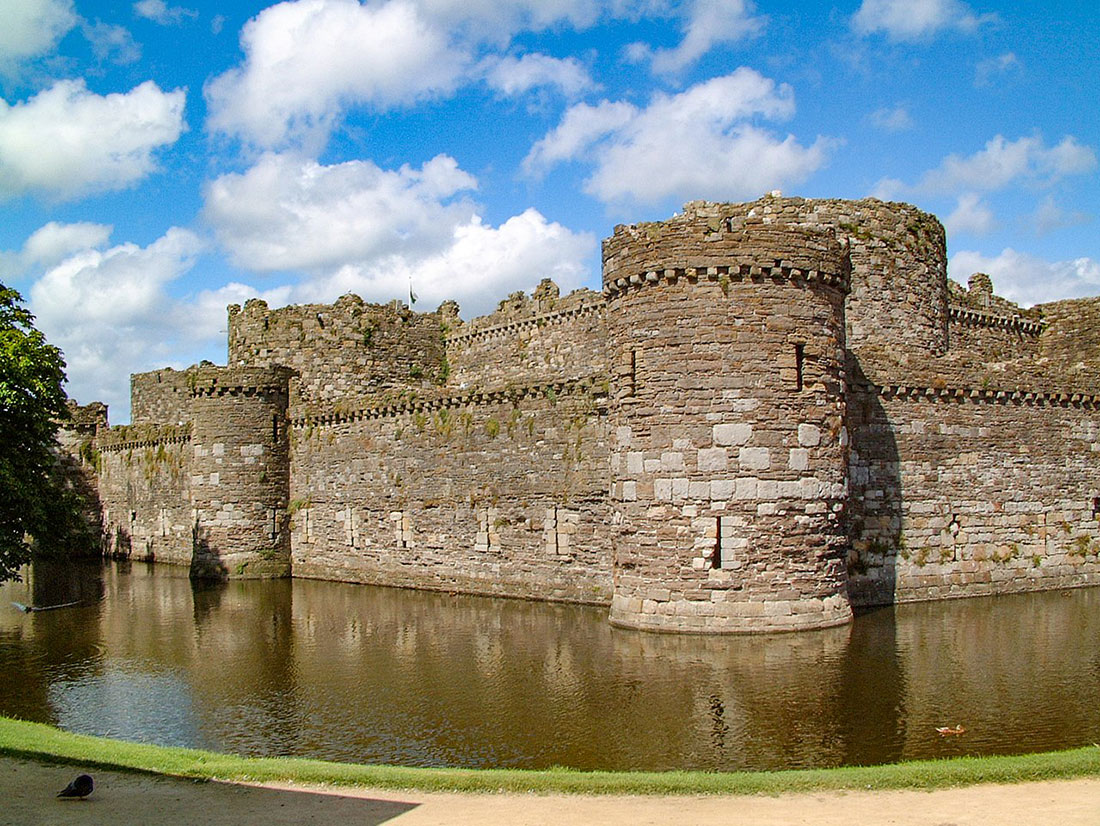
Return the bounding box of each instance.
[189,366,293,579]
[603,202,852,633]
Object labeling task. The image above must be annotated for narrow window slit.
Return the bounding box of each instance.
[713,516,722,569]
[794,343,805,392]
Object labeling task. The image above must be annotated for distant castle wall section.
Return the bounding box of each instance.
[288,379,612,602]
[848,385,1100,605]
[130,368,194,426]
[96,424,193,566]
[228,295,448,409]
[444,280,608,390]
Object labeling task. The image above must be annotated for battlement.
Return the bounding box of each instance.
[187,365,295,397]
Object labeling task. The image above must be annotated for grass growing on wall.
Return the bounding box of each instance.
[1,718,1099,796]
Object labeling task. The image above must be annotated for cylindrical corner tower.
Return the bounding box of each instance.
[604,202,853,633]
[188,366,293,579]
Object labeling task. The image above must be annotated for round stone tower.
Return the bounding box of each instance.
[188,366,293,579]
[603,202,853,633]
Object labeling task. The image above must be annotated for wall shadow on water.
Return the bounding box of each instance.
[846,355,903,607]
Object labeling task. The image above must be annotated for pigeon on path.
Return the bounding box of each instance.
[57,774,94,799]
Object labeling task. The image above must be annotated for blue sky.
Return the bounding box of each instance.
[0,0,1097,421]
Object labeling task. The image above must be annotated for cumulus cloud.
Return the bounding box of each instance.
[0,0,77,73]
[299,208,594,313]
[410,0,602,43]
[204,152,595,316]
[0,221,113,281]
[28,228,207,415]
[874,134,1098,201]
[481,53,593,97]
[523,69,831,205]
[205,0,468,148]
[944,193,995,236]
[0,79,186,201]
[204,153,480,271]
[917,135,1097,194]
[949,249,1100,307]
[852,0,993,41]
[868,104,913,132]
[523,100,636,175]
[133,0,198,25]
[630,0,765,74]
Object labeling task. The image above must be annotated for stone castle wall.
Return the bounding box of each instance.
[80,194,1100,633]
[288,381,612,602]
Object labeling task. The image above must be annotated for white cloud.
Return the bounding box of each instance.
[28,228,206,415]
[300,208,594,314]
[0,79,186,201]
[852,0,993,41]
[481,53,592,97]
[944,192,995,236]
[949,249,1100,307]
[631,0,765,74]
[524,69,831,205]
[918,135,1097,194]
[204,152,596,316]
[410,0,602,42]
[868,104,913,132]
[523,100,636,175]
[205,0,469,148]
[204,153,480,271]
[133,0,198,25]
[0,0,77,73]
[975,52,1021,87]
[0,221,113,280]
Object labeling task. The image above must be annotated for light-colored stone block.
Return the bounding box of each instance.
[788,448,809,471]
[713,423,753,446]
[738,446,770,470]
[798,424,821,447]
[697,447,728,472]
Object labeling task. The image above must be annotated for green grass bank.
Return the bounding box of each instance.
[2,717,1098,796]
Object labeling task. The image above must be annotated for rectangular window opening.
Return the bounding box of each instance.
[713,516,722,569]
[794,343,805,392]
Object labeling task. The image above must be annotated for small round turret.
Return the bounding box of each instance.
[189,366,293,578]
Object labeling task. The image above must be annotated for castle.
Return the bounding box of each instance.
[67,195,1100,633]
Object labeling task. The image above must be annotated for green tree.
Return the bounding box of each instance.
[0,283,71,581]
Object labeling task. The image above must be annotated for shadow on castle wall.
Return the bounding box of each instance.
[846,355,903,607]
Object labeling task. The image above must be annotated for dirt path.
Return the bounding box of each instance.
[3,755,1098,825]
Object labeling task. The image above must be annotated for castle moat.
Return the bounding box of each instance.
[3,560,1100,772]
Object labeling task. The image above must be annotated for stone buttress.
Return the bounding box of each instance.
[603,202,853,632]
[189,366,293,578]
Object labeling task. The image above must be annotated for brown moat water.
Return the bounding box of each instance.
[2,560,1099,771]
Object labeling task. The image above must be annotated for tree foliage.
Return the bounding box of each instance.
[0,283,71,581]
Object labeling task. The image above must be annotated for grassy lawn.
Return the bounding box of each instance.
[1,717,1098,796]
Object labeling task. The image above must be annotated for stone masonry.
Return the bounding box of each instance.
[74,194,1100,633]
